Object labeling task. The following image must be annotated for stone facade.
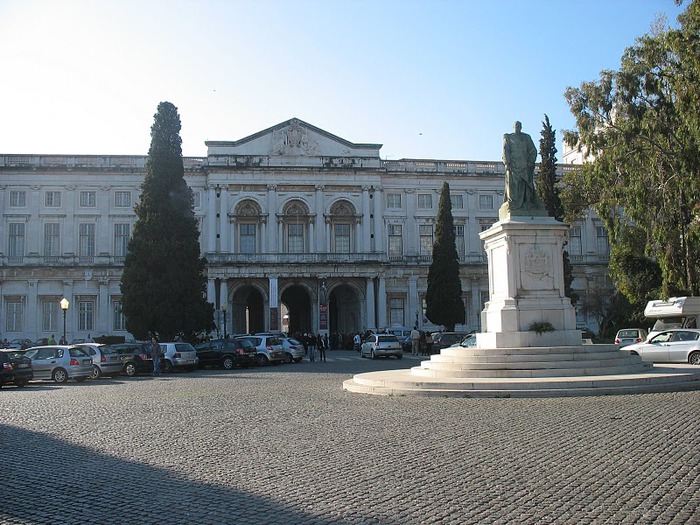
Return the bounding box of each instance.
[0,118,609,342]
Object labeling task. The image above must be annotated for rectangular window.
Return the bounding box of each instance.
[44,223,60,256]
[5,300,23,332]
[389,298,404,326]
[417,194,432,209]
[454,225,465,256]
[45,191,61,207]
[596,226,610,255]
[479,195,494,210]
[78,300,94,332]
[79,223,96,257]
[80,191,96,207]
[388,224,403,256]
[333,224,351,253]
[113,300,126,331]
[288,224,304,253]
[114,191,131,207]
[239,224,256,254]
[9,191,26,207]
[42,300,58,332]
[387,193,402,209]
[193,191,201,208]
[419,224,433,255]
[8,223,25,257]
[114,224,130,257]
[450,195,464,209]
[569,226,582,256]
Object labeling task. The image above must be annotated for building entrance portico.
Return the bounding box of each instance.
[230,283,265,335]
[329,282,363,335]
[280,284,312,335]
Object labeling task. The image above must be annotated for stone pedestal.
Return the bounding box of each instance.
[477,216,580,347]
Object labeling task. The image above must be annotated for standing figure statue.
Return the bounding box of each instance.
[500,121,546,219]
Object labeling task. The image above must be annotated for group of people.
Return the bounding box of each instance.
[410,326,434,356]
[295,332,329,362]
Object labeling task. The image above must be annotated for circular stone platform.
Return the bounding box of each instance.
[343,344,700,398]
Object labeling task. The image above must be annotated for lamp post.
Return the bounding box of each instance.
[60,297,70,344]
[221,302,228,339]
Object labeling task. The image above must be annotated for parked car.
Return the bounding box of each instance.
[72,343,125,379]
[451,334,477,348]
[624,329,700,365]
[6,338,34,350]
[111,342,157,377]
[24,345,92,383]
[615,328,648,347]
[0,349,33,388]
[360,333,403,359]
[278,336,305,363]
[238,335,286,365]
[431,332,470,352]
[195,338,258,369]
[401,335,413,352]
[159,342,199,372]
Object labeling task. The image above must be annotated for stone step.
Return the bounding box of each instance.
[410,362,651,379]
[440,344,621,358]
[427,352,640,366]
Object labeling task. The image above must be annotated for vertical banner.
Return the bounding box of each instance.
[320,303,328,330]
[269,277,279,331]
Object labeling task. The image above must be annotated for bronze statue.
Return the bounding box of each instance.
[500,121,546,219]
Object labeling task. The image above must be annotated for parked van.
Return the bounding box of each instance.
[644,297,700,338]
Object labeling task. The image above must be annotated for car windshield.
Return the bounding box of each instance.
[652,317,684,331]
[377,335,399,342]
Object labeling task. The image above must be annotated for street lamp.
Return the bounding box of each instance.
[221,302,228,339]
[60,297,70,344]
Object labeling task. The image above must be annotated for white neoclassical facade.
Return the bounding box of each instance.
[0,118,609,342]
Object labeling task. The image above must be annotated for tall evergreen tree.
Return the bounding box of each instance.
[536,114,577,303]
[120,102,213,341]
[425,182,465,331]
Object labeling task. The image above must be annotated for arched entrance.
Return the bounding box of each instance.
[280,285,312,335]
[231,285,265,335]
[329,283,362,335]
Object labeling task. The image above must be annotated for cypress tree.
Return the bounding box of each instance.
[120,102,213,341]
[425,182,465,331]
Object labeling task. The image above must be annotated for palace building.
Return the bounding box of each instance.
[0,118,609,342]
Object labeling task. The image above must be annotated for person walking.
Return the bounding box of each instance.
[419,330,427,356]
[353,332,361,352]
[151,335,162,377]
[425,331,434,355]
[410,326,420,356]
[307,333,317,362]
[317,333,327,362]
[48,334,57,345]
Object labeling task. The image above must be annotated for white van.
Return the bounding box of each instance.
[644,297,700,338]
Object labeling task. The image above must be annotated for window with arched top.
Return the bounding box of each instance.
[283,200,311,253]
[329,200,356,253]
[234,200,262,254]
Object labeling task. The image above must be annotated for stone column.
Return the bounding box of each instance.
[372,186,384,254]
[219,188,229,253]
[315,185,324,253]
[361,186,371,253]
[25,280,38,338]
[365,277,376,331]
[98,278,109,335]
[220,279,229,336]
[267,185,277,253]
[377,277,387,329]
[408,275,419,328]
[207,185,217,253]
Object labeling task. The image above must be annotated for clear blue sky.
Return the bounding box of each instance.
[0,0,685,161]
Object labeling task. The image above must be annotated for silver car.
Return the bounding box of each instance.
[278,337,305,363]
[360,334,403,359]
[73,343,124,379]
[24,345,93,383]
[625,329,700,365]
[238,335,286,365]
[159,342,199,372]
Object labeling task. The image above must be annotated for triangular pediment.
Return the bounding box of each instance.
[205,118,382,160]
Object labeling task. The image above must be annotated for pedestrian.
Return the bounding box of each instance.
[307,333,317,362]
[419,330,427,355]
[318,333,327,362]
[59,335,67,345]
[425,331,434,355]
[48,334,57,345]
[353,332,361,352]
[410,326,420,356]
[151,335,162,377]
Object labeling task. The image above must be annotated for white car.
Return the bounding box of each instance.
[624,329,700,365]
[614,328,648,348]
[360,334,403,359]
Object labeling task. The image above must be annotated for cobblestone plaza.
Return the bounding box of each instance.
[1,353,697,524]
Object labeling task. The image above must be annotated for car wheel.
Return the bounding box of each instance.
[163,360,174,373]
[222,356,235,370]
[75,376,87,383]
[371,350,376,360]
[91,364,102,380]
[53,368,68,383]
[689,351,700,366]
[124,362,137,377]
[256,354,269,366]
[283,353,293,364]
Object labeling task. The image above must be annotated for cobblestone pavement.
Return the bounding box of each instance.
[1,350,698,525]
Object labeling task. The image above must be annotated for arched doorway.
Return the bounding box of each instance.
[280,285,312,335]
[329,283,362,335]
[231,285,265,335]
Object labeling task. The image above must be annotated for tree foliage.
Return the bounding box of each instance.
[561,1,700,300]
[120,102,213,341]
[536,114,577,303]
[425,182,465,331]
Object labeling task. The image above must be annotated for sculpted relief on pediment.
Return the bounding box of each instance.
[273,122,319,156]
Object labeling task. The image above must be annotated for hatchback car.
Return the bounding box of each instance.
[195,338,258,369]
[615,328,648,347]
[278,336,305,363]
[111,342,158,377]
[24,345,92,383]
[238,335,286,365]
[160,342,198,372]
[624,329,700,365]
[72,343,124,379]
[0,349,33,388]
[431,332,470,352]
[360,334,403,359]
